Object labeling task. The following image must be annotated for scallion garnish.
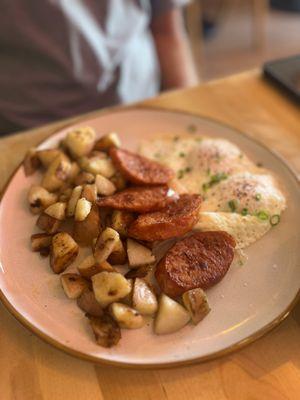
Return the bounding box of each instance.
[185,166,192,173]
[255,193,261,201]
[187,124,197,133]
[202,172,228,192]
[179,152,185,158]
[177,169,185,179]
[270,214,280,226]
[241,208,248,216]
[228,200,238,212]
[256,210,269,221]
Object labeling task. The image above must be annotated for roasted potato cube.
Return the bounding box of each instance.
[127,239,155,269]
[154,294,190,335]
[92,271,131,308]
[110,172,127,191]
[65,126,96,158]
[44,202,66,220]
[73,204,101,246]
[108,239,127,265]
[30,233,53,252]
[95,174,116,196]
[37,149,62,168]
[81,184,97,203]
[58,186,73,202]
[66,185,82,217]
[61,273,89,299]
[87,314,121,348]
[132,278,158,316]
[109,303,144,329]
[23,148,41,176]
[93,132,121,151]
[182,288,211,325]
[50,232,79,274]
[73,171,95,186]
[79,153,116,178]
[68,162,81,183]
[77,290,103,316]
[28,185,58,214]
[36,213,61,234]
[94,227,120,263]
[75,198,92,221]
[77,255,115,278]
[111,210,135,237]
[42,154,72,192]
[125,264,152,280]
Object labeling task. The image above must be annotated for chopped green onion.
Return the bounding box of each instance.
[185,166,192,173]
[202,183,209,192]
[179,152,185,158]
[177,169,185,179]
[256,162,263,168]
[154,152,161,159]
[210,172,228,185]
[256,210,269,221]
[239,153,244,159]
[255,193,261,201]
[206,168,211,176]
[187,124,197,133]
[270,214,280,226]
[241,208,248,216]
[228,200,238,212]
[195,137,202,142]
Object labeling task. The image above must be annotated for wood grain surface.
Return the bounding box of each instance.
[0,70,299,400]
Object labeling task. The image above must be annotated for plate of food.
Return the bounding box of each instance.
[0,108,299,368]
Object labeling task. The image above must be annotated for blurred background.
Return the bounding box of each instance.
[186,0,300,81]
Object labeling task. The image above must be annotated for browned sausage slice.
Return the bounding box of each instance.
[155,231,236,297]
[128,194,202,241]
[109,148,174,185]
[97,186,176,213]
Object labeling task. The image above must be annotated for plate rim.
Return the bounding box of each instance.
[0,106,299,369]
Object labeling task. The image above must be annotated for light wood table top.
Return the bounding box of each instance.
[0,70,299,400]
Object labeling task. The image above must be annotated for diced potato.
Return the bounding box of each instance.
[125,264,152,280]
[60,273,89,299]
[77,290,103,317]
[66,185,82,217]
[23,148,40,176]
[127,239,155,269]
[75,198,92,221]
[94,227,120,264]
[31,233,53,252]
[65,126,96,158]
[108,239,127,265]
[120,279,133,306]
[132,278,158,316]
[110,172,127,191]
[79,154,116,178]
[73,204,101,246]
[44,202,66,220]
[95,174,116,196]
[77,255,115,278]
[42,154,72,192]
[74,171,95,186]
[93,132,121,151]
[68,162,81,183]
[109,303,144,329]
[154,294,190,335]
[182,288,211,325]
[111,210,135,237]
[36,213,61,234]
[92,271,131,308]
[50,232,79,274]
[81,184,97,203]
[87,314,121,348]
[28,185,58,214]
[58,186,73,202]
[37,149,62,168]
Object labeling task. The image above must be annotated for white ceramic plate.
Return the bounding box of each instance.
[0,108,299,368]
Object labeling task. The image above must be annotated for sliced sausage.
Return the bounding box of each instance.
[97,186,176,213]
[128,194,202,241]
[109,148,174,185]
[155,231,236,297]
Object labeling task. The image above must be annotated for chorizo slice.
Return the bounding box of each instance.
[97,186,176,213]
[128,194,202,241]
[155,231,235,297]
[109,148,174,185]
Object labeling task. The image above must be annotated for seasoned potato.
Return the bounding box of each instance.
[111,210,135,237]
[68,162,81,183]
[182,288,211,324]
[79,153,116,178]
[74,171,95,186]
[65,126,96,158]
[77,290,103,317]
[132,278,158,316]
[23,148,40,176]
[73,204,101,246]
[127,239,155,268]
[81,184,97,203]
[37,149,62,168]
[61,273,89,299]
[87,314,121,348]
[95,174,116,196]
[44,202,66,220]
[28,185,58,214]
[50,232,79,274]
[108,239,127,265]
[154,294,190,335]
[31,233,53,252]
[77,255,115,278]
[75,198,92,221]
[42,154,72,192]
[58,186,73,202]
[92,271,131,308]
[110,171,127,191]
[124,264,152,280]
[36,213,61,234]
[66,185,82,217]
[94,227,120,264]
[93,132,121,151]
[109,303,144,329]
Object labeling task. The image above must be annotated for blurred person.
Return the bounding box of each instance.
[0,0,198,135]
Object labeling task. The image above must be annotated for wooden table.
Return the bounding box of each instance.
[1,70,299,400]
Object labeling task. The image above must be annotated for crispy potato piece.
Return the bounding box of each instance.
[66,185,82,217]
[77,290,103,317]
[132,278,158,316]
[68,162,81,183]
[75,198,92,221]
[44,202,66,220]
[30,233,53,252]
[81,184,97,203]
[92,271,131,308]
[58,186,73,202]
[36,213,61,234]
[108,239,127,265]
[23,148,41,176]
[93,132,121,151]
[87,314,121,348]
[182,288,211,324]
[61,273,89,299]
[65,126,96,158]
[74,171,95,186]
[28,185,58,214]
[37,149,62,168]
[111,210,135,237]
[42,154,72,192]
[50,232,79,274]
[110,171,127,191]
[73,204,101,246]
[94,227,120,264]
[95,174,116,196]
[79,153,116,178]
[77,255,115,278]
[127,239,155,269]
[109,303,144,329]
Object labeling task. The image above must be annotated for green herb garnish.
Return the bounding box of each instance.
[177,169,185,179]
[256,210,269,221]
[270,214,280,226]
[255,193,262,201]
[241,208,248,216]
[185,166,192,173]
[206,168,211,176]
[228,200,238,212]
[154,152,161,159]
[187,124,197,133]
[202,183,209,192]
[179,152,186,158]
[202,172,228,192]
[256,162,263,168]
